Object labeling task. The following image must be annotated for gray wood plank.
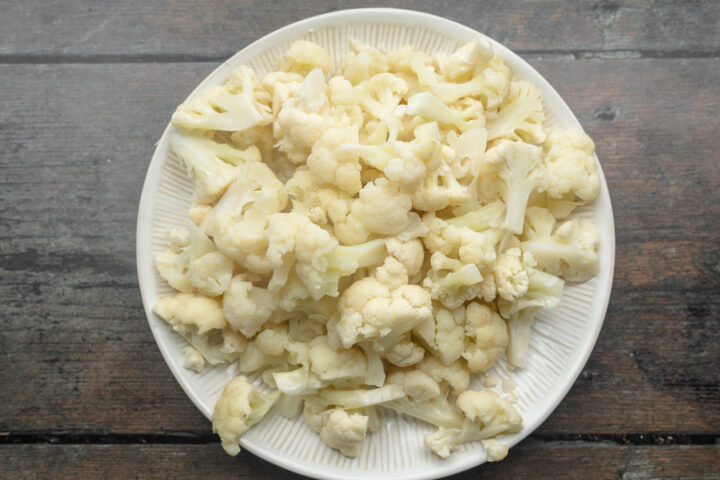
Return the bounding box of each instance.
[1,1,718,59]
[1,442,718,479]
[0,57,718,436]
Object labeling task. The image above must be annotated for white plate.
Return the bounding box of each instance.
[136,8,615,480]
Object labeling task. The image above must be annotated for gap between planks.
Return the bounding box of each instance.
[1,432,717,446]
[0,49,719,65]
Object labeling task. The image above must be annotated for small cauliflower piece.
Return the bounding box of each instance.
[206,159,288,274]
[222,274,275,338]
[212,376,280,456]
[172,65,271,133]
[155,222,234,297]
[422,252,484,309]
[182,346,206,372]
[336,178,416,243]
[383,334,425,367]
[522,218,600,282]
[411,42,510,110]
[277,40,332,75]
[385,237,425,277]
[342,121,441,190]
[462,302,508,373]
[170,134,261,205]
[309,339,368,386]
[544,129,600,203]
[285,167,352,226]
[482,439,509,462]
[153,293,247,365]
[416,355,470,396]
[424,390,522,458]
[414,305,465,365]
[412,151,471,212]
[306,125,362,194]
[493,247,536,301]
[386,368,441,402]
[485,81,546,145]
[336,257,432,350]
[341,42,389,84]
[381,369,464,428]
[274,68,328,164]
[319,410,369,457]
[406,91,483,132]
[480,140,547,234]
[265,212,388,300]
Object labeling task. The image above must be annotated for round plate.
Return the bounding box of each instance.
[136,8,615,480]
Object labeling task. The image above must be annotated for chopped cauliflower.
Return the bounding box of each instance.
[544,129,600,203]
[153,38,604,461]
[212,376,279,455]
[336,257,432,350]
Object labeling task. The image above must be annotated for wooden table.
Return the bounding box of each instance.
[1,1,718,478]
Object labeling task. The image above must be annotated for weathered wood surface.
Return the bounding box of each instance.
[1,1,719,478]
[1,0,719,59]
[1,443,718,479]
[2,58,718,436]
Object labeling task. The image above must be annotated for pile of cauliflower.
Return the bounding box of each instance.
[152,37,601,462]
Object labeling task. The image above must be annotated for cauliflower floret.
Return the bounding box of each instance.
[306,125,362,194]
[309,338,368,386]
[543,129,600,203]
[341,42,389,85]
[386,368,441,402]
[381,368,464,428]
[182,346,206,372]
[303,403,369,457]
[336,257,432,350]
[406,91,483,132]
[274,68,328,164]
[265,212,387,300]
[493,247,536,301]
[385,237,425,277]
[441,40,494,82]
[422,252,484,309]
[480,140,546,234]
[169,134,262,205]
[285,168,352,226]
[212,376,280,456]
[277,40,332,75]
[416,355,470,395]
[221,275,278,338]
[319,410,369,457]
[414,305,465,365]
[153,293,247,365]
[411,42,510,110]
[485,81,546,145]
[412,148,471,212]
[521,206,557,240]
[206,159,288,273]
[421,212,464,256]
[342,121,441,190]
[335,178,416,244]
[482,439,510,462]
[462,302,508,373]
[522,218,600,282]
[445,127,487,182]
[383,334,425,367]
[172,65,271,133]
[424,390,522,458]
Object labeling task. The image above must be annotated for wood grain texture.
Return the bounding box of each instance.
[1,57,718,437]
[1,442,718,479]
[1,0,719,59]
